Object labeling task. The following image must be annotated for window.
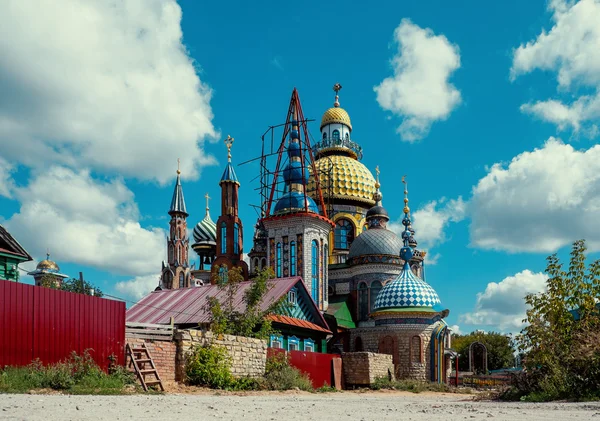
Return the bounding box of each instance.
[288,288,297,305]
[311,240,319,302]
[276,243,282,278]
[345,132,349,140]
[270,335,283,349]
[322,132,327,140]
[261,258,267,269]
[233,223,239,254]
[168,245,174,262]
[358,282,368,321]
[304,338,315,352]
[179,272,185,288]
[332,129,340,141]
[411,336,422,364]
[334,219,354,250]
[220,222,227,254]
[370,281,382,313]
[288,336,299,351]
[218,266,228,284]
[290,241,296,276]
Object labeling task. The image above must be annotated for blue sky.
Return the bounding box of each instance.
[1,0,600,334]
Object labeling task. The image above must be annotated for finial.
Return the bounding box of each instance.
[204,192,211,218]
[375,165,381,188]
[224,135,234,162]
[333,83,342,107]
[402,175,409,215]
[373,165,383,205]
[46,249,50,260]
[177,158,181,175]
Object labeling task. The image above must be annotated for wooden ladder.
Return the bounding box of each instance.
[126,343,165,392]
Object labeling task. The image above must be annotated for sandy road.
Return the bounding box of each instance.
[1,391,599,421]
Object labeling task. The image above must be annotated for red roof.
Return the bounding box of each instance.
[267,314,331,334]
[126,277,330,333]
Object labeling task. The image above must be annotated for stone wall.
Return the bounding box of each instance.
[175,329,267,380]
[126,337,177,382]
[342,352,395,386]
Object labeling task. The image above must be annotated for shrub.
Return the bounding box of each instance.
[263,352,313,391]
[371,377,455,394]
[185,344,234,389]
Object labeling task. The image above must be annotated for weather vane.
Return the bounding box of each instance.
[224,135,234,161]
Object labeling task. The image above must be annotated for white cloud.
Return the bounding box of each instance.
[0,157,14,198]
[5,166,165,275]
[389,197,466,263]
[470,137,600,252]
[460,270,547,332]
[512,0,600,134]
[374,19,461,142]
[0,0,217,184]
[115,273,160,302]
[449,324,462,335]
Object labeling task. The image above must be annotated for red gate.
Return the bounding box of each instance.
[268,348,340,388]
[0,280,126,371]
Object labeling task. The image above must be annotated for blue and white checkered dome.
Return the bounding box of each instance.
[372,263,441,311]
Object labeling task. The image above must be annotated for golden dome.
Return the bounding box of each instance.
[308,155,376,205]
[37,259,59,271]
[320,107,352,130]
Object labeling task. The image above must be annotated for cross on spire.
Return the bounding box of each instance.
[224,135,234,161]
[333,83,342,107]
[205,192,210,210]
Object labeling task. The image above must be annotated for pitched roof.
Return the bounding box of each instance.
[267,314,331,334]
[126,276,330,332]
[220,162,239,185]
[0,225,32,261]
[169,173,188,216]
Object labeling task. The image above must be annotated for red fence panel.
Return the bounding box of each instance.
[268,348,339,388]
[0,280,125,371]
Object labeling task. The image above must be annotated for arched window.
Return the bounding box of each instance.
[276,243,282,277]
[261,258,267,270]
[218,266,228,284]
[234,223,239,254]
[168,245,174,263]
[322,132,327,140]
[220,222,227,254]
[179,272,185,288]
[253,258,259,272]
[332,129,340,141]
[345,132,349,140]
[164,272,172,289]
[411,336,422,364]
[290,241,296,276]
[358,282,368,321]
[311,240,319,302]
[370,281,382,313]
[334,219,354,250]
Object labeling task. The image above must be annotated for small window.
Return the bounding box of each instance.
[288,336,299,352]
[288,288,297,305]
[289,343,298,351]
[334,219,354,250]
[322,132,327,140]
[276,243,282,278]
[345,132,349,140]
[179,272,185,288]
[304,339,315,352]
[220,222,227,254]
[332,130,340,141]
[234,223,239,254]
[290,241,296,276]
[218,266,228,284]
[270,335,284,349]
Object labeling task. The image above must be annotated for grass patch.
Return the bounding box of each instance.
[0,352,136,394]
[371,377,472,394]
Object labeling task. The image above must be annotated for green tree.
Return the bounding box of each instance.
[206,266,283,339]
[60,277,103,297]
[513,239,600,400]
[452,331,516,372]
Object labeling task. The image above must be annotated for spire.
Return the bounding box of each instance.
[220,135,239,185]
[399,175,413,265]
[204,192,211,220]
[169,161,188,216]
[373,165,383,205]
[333,83,342,107]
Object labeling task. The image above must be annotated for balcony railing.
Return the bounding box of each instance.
[312,138,363,160]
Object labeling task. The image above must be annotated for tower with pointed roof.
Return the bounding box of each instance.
[160,161,192,289]
[211,136,249,282]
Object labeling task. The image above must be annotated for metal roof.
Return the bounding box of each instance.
[0,225,32,261]
[169,173,188,216]
[126,277,329,332]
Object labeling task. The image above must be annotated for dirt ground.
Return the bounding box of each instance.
[1,391,599,421]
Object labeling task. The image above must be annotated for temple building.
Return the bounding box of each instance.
[28,253,69,287]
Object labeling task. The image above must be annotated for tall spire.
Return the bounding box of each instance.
[400,175,413,265]
[169,160,188,216]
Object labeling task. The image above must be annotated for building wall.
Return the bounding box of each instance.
[342,352,395,386]
[350,321,443,382]
[126,337,177,382]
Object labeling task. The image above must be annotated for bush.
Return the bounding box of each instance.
[185,344,234,389]
[371,377,455,394]
[0,351,135,394]
[263,352,313,392]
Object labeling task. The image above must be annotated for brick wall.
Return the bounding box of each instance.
[342,352,395,386]
[126,337,177,382]
[175,329,267,380]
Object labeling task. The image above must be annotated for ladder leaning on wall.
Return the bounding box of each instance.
[126,343,165,392]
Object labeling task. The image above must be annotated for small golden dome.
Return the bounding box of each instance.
[37,259,59,271]
[320,107,352,130]
[308,155,376,205]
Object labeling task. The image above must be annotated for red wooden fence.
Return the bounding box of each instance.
[268,348,340,388]
[0,280,126,371]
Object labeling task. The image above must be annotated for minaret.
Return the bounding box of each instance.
[161,160,192,289]
[211,135,249,282]
[399,176,426,278]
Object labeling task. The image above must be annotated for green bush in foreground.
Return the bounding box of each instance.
[0,351,135,394]
[185,344,235,389]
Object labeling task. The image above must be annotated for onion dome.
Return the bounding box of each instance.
[220,135,239,186]
[308,155,376,205]
[193,193,217,244]
[320,107,352,130]
[36,254,60,272]
[372,177,442,313]
[274,120,319,215]
[347,229,403,261]
[169,160,188,216]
